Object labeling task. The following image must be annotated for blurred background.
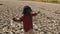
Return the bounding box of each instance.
[19,0,60,3]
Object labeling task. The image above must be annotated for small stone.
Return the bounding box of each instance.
[0,4,3,5]
[35,29,38,31]
[4,32,9,34]
[38,28,40,30]
[40,31,46,34]
[12,31,15,34]
[34,24,38,30]
[58,32,60,34]
[19,28,23,30]
[0,33,2,34]
[21,29,24,33]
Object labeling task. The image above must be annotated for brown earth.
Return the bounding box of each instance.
[0,0,60,34]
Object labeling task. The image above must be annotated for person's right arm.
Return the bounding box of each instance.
[12,18,22,22]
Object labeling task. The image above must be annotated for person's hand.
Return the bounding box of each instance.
[12,17,22,22]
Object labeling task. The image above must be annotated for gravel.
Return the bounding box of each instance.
[0,0,60,34]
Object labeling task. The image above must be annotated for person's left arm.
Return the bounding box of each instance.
[32,11,40,16]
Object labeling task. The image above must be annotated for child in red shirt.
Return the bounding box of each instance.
[13,6,40,34]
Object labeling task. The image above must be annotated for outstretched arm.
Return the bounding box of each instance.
[32,11,40,16]
[12,18,22,22]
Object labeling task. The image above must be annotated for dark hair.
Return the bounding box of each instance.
[23,6,32,14]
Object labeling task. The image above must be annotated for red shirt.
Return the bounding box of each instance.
[20,13,38,32]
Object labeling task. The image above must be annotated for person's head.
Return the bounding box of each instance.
[23,6,32,15]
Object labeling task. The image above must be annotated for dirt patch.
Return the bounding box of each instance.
[0,0,60,34]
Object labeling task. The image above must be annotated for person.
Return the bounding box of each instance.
[12,6,40,34]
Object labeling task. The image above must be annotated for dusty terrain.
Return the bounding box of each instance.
[0,0,60,34]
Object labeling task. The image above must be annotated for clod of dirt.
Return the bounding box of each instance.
[12,31,15,34]
[58,32,60,34]
[4,32,9,34]
[0,4,3,5]
[19,28,23,30]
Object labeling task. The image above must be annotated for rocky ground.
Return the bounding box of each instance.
[0,0,60,34]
